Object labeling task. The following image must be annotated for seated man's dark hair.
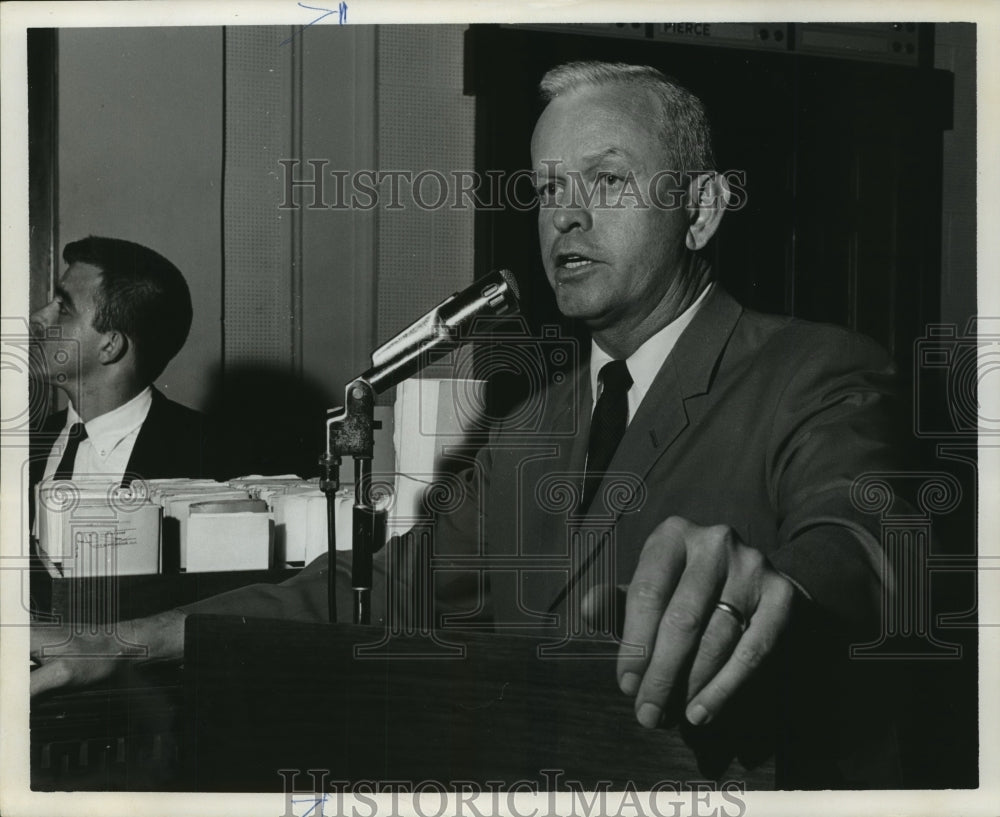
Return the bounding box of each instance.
[62,235,193,382]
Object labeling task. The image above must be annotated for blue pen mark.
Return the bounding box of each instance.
[292,794,330,817]
[280,1,348,46]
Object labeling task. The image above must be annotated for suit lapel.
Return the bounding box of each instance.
[124,388,164,485]
[540,288,744,622]
[586,287,743,523]
[498,292,744,623]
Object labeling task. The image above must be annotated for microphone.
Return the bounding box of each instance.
[361,269,520,393]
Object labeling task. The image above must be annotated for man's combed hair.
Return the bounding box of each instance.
[63,236,192,382]
[539,61,716,172]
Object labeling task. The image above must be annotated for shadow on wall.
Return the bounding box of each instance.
[203,364,335,480]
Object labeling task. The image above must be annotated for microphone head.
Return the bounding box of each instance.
[497,268,520,302]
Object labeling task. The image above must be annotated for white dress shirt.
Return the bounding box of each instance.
[589,283,714,421]
[42,386,154,484]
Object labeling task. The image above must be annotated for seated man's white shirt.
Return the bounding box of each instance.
[42,386,154,484]
[589,282,714,421]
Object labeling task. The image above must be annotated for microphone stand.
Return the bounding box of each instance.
[320,377,385,625]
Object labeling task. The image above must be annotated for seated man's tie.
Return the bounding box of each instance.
[52,423,87,481]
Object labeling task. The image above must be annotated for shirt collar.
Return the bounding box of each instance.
[590,283,714,410]
[67,387,154,456]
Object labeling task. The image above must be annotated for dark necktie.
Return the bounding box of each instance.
[546,359,634,617]
[581,360,633,511]
[52,423,87,481]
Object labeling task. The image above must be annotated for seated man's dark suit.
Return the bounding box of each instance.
[29,388,221,620]
[30,387,220,490]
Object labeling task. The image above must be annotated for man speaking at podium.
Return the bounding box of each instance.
[30,63,901,780]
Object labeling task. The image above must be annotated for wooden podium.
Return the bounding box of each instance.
[32,614,781,792]
[34,609,915,792]
[180,615,776,791]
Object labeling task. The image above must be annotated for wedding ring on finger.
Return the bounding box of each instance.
[714,600,748,632]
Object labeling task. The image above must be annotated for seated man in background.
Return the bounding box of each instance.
[29,235,218,493]
[30,65,906,785]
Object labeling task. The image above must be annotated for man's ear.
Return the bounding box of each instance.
[685,172,728,251]
[97,330,129,366]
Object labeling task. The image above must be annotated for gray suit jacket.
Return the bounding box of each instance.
[186,287,901,636]
[181,286,906,786]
